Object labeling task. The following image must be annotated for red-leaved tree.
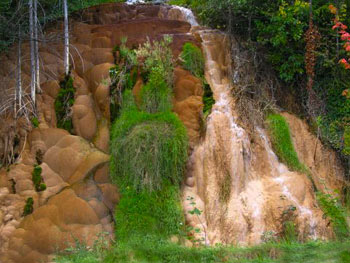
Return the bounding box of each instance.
[330,4,350,98]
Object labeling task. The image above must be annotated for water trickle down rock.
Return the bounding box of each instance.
[178,8,338,244]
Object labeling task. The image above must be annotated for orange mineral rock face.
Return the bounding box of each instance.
[0,2,347,263]
[0,4,201,262]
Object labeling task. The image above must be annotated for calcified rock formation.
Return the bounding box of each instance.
[182,24,346,245]
[0,3,204,263]
[0,3,347,263]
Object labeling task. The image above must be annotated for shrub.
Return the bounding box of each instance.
[180,42,204,79]
[55,76,75,133]
[140,67,172,114]
[135,35,174,87]
[317,192,349,240]
[32,165,46,192]
[110,91,188,192]
[266,114,306,172]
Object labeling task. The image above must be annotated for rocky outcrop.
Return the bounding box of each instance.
[0,3,201,262]
[0,131,118,263]
[282,112,345,192]
[173,67,204,148]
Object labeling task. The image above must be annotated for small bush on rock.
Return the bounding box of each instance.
[32,165,46,192]
[135,35,174,87]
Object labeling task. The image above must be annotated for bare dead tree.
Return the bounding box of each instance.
[16,24,23,119]
[63,0,70,76]
[34,0,41,94]
[29,0,36,106]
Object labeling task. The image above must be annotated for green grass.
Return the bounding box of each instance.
[265,114,306,173]
[317,192,349,240]
[55,239,350,263]
[110,91,188,192]
[180,43,204,79]
[140,67,172,114]
[115,183,184,241]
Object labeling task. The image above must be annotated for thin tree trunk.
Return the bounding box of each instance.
[29,0,36,106]
[16,25,22,118]
[63,0,69,76]
[34,0,40,93]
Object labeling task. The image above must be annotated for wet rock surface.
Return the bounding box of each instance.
[182,29,344,245]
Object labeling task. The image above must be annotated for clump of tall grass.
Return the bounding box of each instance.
[266,113,306,172]
[110,90,188,192]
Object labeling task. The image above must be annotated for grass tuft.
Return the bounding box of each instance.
[140,67,172,114]
[180,42,204,79]
[110,91,188,192]
[265,114,306,172]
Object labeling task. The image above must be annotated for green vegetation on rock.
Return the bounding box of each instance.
[266,113,306,173]
[317,192,349,240]
[110,92,188,191]
[180,43,204,79]
[140,67,172,114]
[107,36,190,262]
[180,42,214,116]
[23,197,34,217]
[32,165,46,192]
[55,76,75,133]
[31,117,39,128]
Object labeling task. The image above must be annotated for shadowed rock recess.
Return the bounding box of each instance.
[0,2,347,263]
